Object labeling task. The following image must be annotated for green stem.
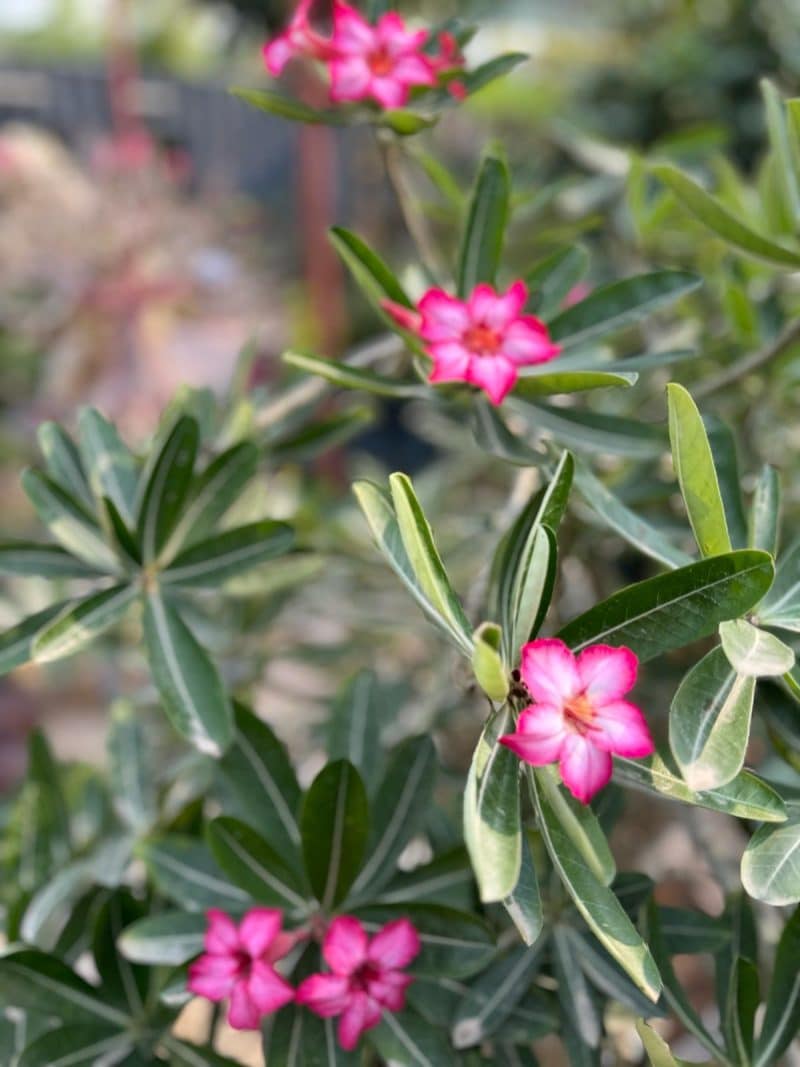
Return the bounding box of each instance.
[379,136,445,283]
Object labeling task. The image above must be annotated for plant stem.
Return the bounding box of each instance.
[379,137,445,283]
[694,318,800,399]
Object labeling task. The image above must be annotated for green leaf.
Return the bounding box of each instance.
[0,949,129,1026]
[207,817,309,914]
[461,52,528,96]
[658,907,731,955]
[330,226,413,309]
[502,833,543,946]
[371,1010,457,1067]
[32,584,137,663]
[514,371,636,397]
[101,496,141,565]
[0,602,69,676]
[217,703,302,861]
[762,79,800,225]
[754,906,800,1067]
[653,163,800,267]
[21,468,121,574]
[379,108,438,136]
[301,760,368,908]
[142,589,233,756]
[667,383,731,557]
[741,815,800,905]
[614,752,787,822]
[283,351,424,399]
[548,271,701,347]
[136,415,199,562]
[17,1025,130,1067]
[706,418,749,552]
[266,1006,360,1066]
[271,404,374,462]
[572,928,667,1018]
[471,622,508,701]
[38,420,94,510]
[534,766,616,886]
[724,957,759,1065]
[136,834,249,911]
[92,891,148,1014]
[552,927,601,1048]
[163,1037,243,1066]
[231,86,346,125]
[162,521,294,588]
[558,550,775,661]
[119,910,206,966]
[452,940,548,1049]
[78,407,139,526]
[719,619,794,676]
[573,459,692,569]
[756,535,800,631]
[527,770,661,1002]
[636,1020,700,1067]
[749,465,780,556]
[472,400,547,467]
[669,646,755,791]
[349,736,436,898]
[354,478,473,653]
[375,848,474,908]
[525,244,589,320]
[326,670,383,793]
[457,155,510,297]
[107,700,157,832]
[463,707,521,903]
[520,403,666,459]
[0,541,100,578]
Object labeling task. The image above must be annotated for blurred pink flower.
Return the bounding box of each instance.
[296,915,421,1050]
[384,281,561,404]
[188,908,295,1030]
[263,0,334,76]
[563,282,592,308]
[500,639,654,803]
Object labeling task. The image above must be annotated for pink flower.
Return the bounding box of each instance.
[296,915,421,1050]
[187,908,295,1030]
[329,2,437,109]
[499,639,654,803]
[263,0,333,76]
[385,281,561,405]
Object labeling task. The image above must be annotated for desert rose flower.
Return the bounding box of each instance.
[296,915,421,1050]
[187,908,295,1030]
[499,638,654,803]
[384,281,561,404]
[262,0,333,76]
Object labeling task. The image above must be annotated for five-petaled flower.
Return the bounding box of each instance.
[499,638,654,803]
[187,908,295,1030]
[262,0,333,76]
[296,915,421,1050]
[384,281,561,404]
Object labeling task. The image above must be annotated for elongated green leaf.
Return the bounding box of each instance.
[706,418,749,552]
[514,371,636,397]
[464,707,522,903]
[38,420,94,510]
[17,1025,130,1067]
[548,271,701,347]
[557,550,774,661]
[520,403,666,459]
[78,407,139,526]
[301,760,368,909]
[32,584,136,663]
[0,949,129,1026]
[92,891,148,1014]
[330,225,413,309]
[375,848,474,909]
[0,541,100,578]
[372,1010,456,1067]
[525,244,589,320]
[283,351,425,398]
[749,465,780,556]
[207,817,309,913]
[552,927,601,1048]
[271,404,374,463]
[636,1021,701,1067]
[266,1005,360,1066]
[137,415,199,562]
[528,771,661,1001]
[457,156,510,296]
[137,834,249,911]
[461,52,528,96]
[142,589,233,756]
[653,163,800,267]
[162,521,294,588]
[231,87,347,125]
[667,383,731,557]
[119,910,206,966]
[452,940,547,1049]
[471,621,508,701]
[163,1037,243,1066]
[614,752,786,821]
[573,459,692,569]
[762,78,800,225]
[754,906,800,1067]
[163,440,259,557]
[719,619,794,676]
[756,535,800,630]
[658,907,731,955]
[107,700,157,832]
[669,646,755,791]
[741,815,800,905]
[0,602,69,676]
[350,736,436,898]
[217,703,302,861]
[535,766,615,886]
[502,832,543,945]
[21,469,121,573]
[326,670,383,793]
[101,496,141,565]
[472,400,547,467]
[572,929,667,1018]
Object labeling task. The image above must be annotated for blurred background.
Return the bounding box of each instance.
[1,3,799,1061]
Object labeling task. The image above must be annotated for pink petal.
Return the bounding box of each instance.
[589,700,654,757]
[576,644,638,703]
[332,1,376,53]
[468,281,527,330]
[520,638,580,705]
[502,319,561,365]
[239,908,282,959]
[380,298,422,333]
[296,973,352,1017]
[204,910,239,955]
[466,354,518,405]
[367,919,421,970]
[367,970,413,1012]
[267,931,296,964]
[262,37,293,77]
[369,76,410,110]
[427,342,471,384]
[330,56,373,102]
[337,991,383,1051]
[559,734,612,803]
[247,960,295,1014]
[418,289,471,341]
[377,14,428,54]
[187,955,238,1001]
[499,703,567,765]
[228,979,262,1030]
[324,916,369,975]
[391,54,437,88]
